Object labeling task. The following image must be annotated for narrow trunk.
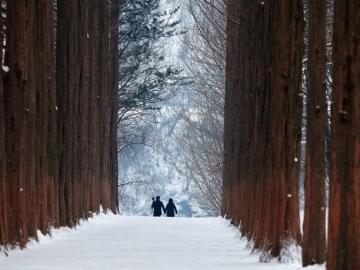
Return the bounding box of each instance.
[303,0,327,266]
[0,5,8,245]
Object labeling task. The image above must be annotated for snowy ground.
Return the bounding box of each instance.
[0,214,324,270]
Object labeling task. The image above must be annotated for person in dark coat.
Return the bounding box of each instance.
[151,196,165,217]
[165,198,178,217]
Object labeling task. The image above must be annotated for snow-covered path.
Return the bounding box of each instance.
[0,215,320,270]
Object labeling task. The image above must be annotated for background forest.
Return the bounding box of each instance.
[118,0,225,217]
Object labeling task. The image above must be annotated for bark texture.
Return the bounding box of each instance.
[327,0,360,269]
[302,0,327,266]
[222,0,303,260]
[0,0,119,247]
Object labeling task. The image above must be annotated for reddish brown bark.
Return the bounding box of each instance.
[0,0,59,246]
[222,0,303,260]
[0,6,8,246]
[109,1,120,212]
[4,0,31,246]
[327,0,360,269]
[302,0,327,266]
[0,0,119,247]
[56,0,119,227]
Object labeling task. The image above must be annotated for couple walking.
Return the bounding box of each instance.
[151,196,178,217]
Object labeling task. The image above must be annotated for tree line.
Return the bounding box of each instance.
[176,0,226,215]
[222,0,359,269]
[0,0,119,249]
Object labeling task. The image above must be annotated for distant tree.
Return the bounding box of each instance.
[118,0,189,150]
[178,0,226,215]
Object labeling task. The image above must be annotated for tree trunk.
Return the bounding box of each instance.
[0,0,119,247]
[222,0,303,260]
[302,0,327,266]
[0,5,8,245]
[327,0,360,269]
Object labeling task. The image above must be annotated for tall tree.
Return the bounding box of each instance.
[222,0,303,260]
[0,2,7,247]
[302,0,327,266]
[0,0,120,247]
[3,0,56,246]
[178,0,226,215]
[327,0,360,269]
[118,0,186,150]
[110,0,121,214]
[56,0,118,226]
